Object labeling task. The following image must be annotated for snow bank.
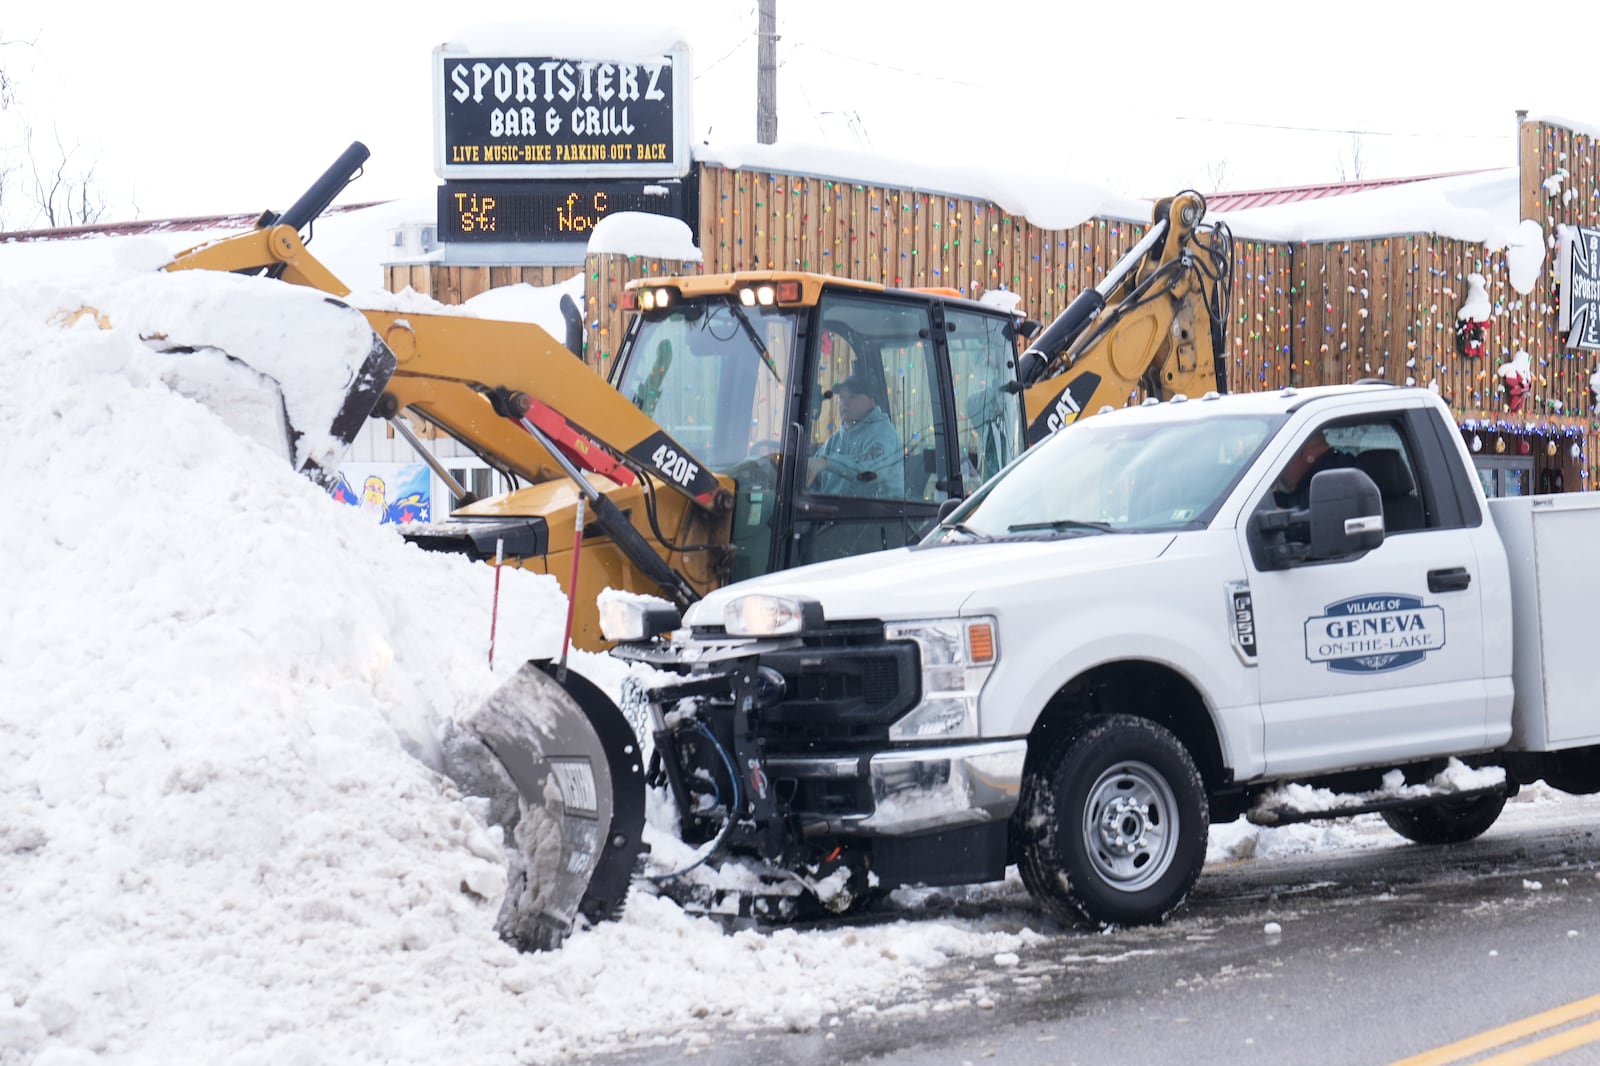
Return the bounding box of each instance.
[0,265,1035,1064]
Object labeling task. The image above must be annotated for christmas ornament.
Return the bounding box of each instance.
[1498,351,1532,413]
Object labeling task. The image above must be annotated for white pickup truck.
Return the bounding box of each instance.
[603,382,1600,928]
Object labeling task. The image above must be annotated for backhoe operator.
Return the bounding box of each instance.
[807,375,905,498]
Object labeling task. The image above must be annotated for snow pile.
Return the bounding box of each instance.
[0,266,1036,1064]
[1459,273,1491,320]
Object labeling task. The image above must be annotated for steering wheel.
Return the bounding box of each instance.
[727,440,783,489]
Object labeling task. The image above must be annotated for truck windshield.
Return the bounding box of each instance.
[938,411,1280,539]
[615,299,800,471]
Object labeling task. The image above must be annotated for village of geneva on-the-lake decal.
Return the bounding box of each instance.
[1303,594,1445,673]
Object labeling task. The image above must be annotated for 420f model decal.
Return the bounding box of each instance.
[627,430,721,505]
[1304,593,1446,673]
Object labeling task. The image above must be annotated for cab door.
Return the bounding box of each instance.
[946,306,1026,489]
[787,291,954,567]
[1240,409,1492,776]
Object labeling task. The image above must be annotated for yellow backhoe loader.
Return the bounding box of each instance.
[125,142,1232,947]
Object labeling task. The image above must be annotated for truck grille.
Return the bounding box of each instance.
[755,641,920,754]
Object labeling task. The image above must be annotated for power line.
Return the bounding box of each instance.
[695,33,755,80]
[785,40,982,90]
[1175,115,1512,140]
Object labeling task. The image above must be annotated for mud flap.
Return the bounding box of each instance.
[440,661,646,951]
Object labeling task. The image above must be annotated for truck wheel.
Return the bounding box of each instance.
[1380,792,1505,845]
[1016,714,1208,928]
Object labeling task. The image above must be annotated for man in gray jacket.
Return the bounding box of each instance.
[807,375,905,498]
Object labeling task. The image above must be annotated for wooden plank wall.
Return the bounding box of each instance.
[1288,120,1600,488]
[382,263,581,304]
[1228,237,1297,393]
[692,164,1151,329]
[583,252,707,377]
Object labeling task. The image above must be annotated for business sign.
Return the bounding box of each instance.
[438,178,689,242]
[1557,225,1600,351]
[433,44,691,179]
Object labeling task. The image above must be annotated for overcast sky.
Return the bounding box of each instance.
[2,0,1590,226]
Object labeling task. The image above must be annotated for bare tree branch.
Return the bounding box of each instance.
[1202,158,1231,194]
[19,118,108,227]
[1336,133,1366,182]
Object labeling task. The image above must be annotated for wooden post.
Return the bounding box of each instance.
[757,0,778,144]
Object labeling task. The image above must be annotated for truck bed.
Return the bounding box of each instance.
[1487,493,1600,750]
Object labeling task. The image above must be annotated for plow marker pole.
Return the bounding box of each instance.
[488,538,505,668]
[559,496,587,682]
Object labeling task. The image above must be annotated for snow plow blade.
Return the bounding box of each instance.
[440,661,646,951]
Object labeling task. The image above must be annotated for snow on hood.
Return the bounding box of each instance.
[688,533,1175,627]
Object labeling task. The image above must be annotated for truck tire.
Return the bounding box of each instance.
[1015,713,1208,928]
[1380,792,1505,845]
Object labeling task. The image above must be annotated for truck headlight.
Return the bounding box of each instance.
[884,617,997,740]
[724,594,823,637]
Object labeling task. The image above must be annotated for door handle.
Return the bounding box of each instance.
[1428,567,1472,593]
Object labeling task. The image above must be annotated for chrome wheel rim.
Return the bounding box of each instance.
[1082,759,1179,892]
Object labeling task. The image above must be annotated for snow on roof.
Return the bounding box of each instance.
[438,21,692,60]
[694,141,1156,231]
[1208,168,1526,246]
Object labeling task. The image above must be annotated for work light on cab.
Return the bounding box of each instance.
[620,285,678,312]
[736,280,802,307]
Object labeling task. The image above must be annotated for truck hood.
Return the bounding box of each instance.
[686,534,1176,626]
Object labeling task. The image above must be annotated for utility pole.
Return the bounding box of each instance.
[757,0,778,144]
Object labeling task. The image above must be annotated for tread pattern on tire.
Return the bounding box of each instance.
[1014,713,1208,928]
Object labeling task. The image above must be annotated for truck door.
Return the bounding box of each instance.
[1241,410,1492,775]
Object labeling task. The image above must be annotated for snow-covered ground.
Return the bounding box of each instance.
[2,195,1594,1066]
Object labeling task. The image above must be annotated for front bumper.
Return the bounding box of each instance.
[768,739,1028,836]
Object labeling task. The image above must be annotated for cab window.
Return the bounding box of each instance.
[947,308,1023,487]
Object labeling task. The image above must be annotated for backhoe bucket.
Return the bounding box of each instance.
[296,328,396,486]
[440,661,646,950]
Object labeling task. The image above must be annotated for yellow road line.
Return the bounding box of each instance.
[1391,992,1600,1065]
[1477,1017,1600,1065]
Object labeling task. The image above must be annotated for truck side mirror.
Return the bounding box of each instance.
[1248,467,1384,570]
[1306,468,1385,559]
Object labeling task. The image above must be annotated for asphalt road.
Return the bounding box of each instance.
[584,792,1600,1065]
